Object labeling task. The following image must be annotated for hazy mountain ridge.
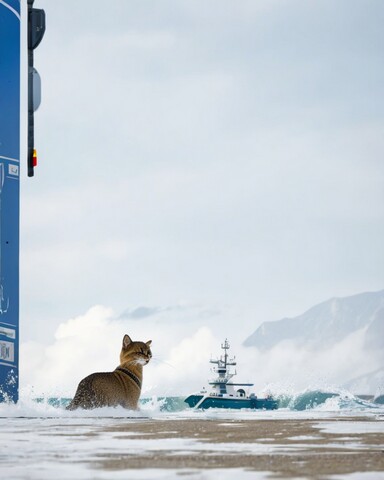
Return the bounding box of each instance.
[343,367,384,397]
[244,290,384,351]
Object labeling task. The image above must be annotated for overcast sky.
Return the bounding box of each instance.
[19,0,384,374]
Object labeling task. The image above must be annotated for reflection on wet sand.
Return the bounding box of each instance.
[0,414,383,478]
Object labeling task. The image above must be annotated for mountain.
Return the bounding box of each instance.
[243,290,384,350]
[343,367,384,397]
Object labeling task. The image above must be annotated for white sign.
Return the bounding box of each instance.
[0,326,16,339]
[8,164,19,176]
[0,341,14,363]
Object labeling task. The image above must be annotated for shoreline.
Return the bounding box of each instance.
[1,414,383,478]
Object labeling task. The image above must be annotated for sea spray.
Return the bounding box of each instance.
[0,389,383,416]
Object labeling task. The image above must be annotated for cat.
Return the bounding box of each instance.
[66,334,152,410]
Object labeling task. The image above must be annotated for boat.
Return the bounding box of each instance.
[184,339,278,410]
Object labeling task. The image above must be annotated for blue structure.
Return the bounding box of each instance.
[0,0,45,403]
[0,0,21,403]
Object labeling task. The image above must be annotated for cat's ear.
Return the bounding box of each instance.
[123,334,132,349]
[146,340,152,346]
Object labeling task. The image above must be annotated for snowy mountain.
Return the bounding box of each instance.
[243,290,384,351]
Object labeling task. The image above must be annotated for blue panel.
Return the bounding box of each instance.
[0,2,20,160]
[6,1,21,15]
[0,1,20,403]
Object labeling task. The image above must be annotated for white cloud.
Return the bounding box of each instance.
[20,305,218,397]
[20,304,381,400]
[146,327,217,396]
[21,306,119,396]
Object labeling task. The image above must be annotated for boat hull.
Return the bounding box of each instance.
[185,394,278,410]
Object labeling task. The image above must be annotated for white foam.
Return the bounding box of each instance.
[317,420,384,435]
[331,473,384,480]
[1,465,272,480]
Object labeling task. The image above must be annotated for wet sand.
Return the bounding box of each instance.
[92,416,384,478]
[1,414,384,478]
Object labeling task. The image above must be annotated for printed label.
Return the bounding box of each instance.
[0,341,14,363]
[0,326,16,339]
[8,164,19,176]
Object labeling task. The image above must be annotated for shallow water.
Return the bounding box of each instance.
[1,391,384,479]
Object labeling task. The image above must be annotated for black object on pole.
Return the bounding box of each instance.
[27,0,46,177]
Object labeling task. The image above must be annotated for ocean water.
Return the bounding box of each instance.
[23,388,384,414]
[0,385,383,420]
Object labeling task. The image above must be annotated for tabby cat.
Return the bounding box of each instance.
[66,334,152,410]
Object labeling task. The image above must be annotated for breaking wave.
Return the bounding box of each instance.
[276,389,382,411]
[0,389,383,416]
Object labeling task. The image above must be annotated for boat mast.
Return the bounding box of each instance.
[220,338,236,368]
[221,339,229,368]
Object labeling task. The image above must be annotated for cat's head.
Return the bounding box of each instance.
[120,334,152,366]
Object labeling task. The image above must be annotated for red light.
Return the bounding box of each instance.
[33,149,37,167]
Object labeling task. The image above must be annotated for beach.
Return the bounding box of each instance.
[94,417,384,476]
[1,410,384,479]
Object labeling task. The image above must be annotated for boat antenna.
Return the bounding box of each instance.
[221,339,230,367]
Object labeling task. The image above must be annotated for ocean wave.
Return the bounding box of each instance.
[0,389,383,417]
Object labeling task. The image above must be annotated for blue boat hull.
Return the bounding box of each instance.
[185,394,278,410]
